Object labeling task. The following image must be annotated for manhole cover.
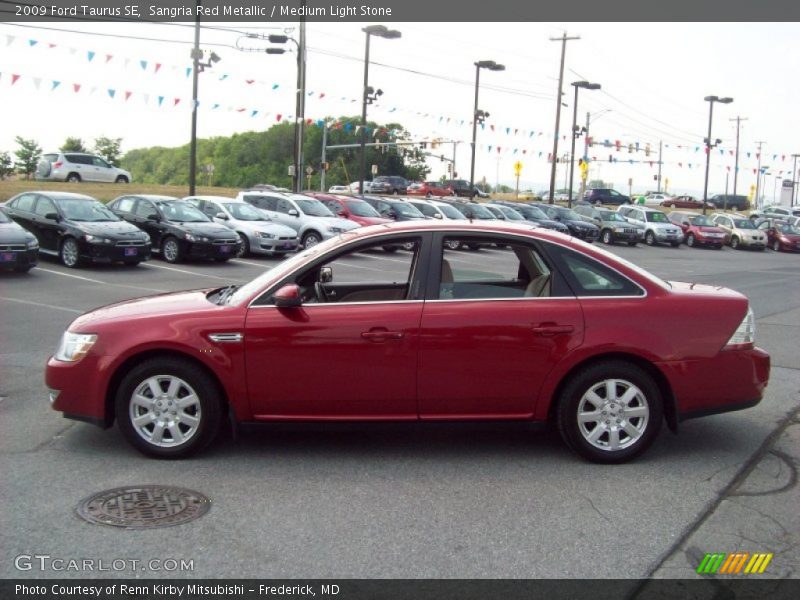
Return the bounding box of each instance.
[76,485,210,529]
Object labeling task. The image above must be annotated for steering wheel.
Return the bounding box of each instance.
[314,281,329,303]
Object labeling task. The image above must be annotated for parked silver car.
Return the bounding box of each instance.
[184,196,299,257]
[574,205,644,245]
[36,152,132,183]
[237,191,359,248]
[617,205,683,247]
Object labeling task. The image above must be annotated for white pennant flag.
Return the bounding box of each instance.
[69,47,77,55]
[33,77,42,90]
[6,35,16,47]
[90,86,97,95]
[124,58,130,69]
[143,93,150,105]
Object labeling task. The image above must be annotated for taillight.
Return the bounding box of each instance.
[53,161,63,168]
[724,306,755,349]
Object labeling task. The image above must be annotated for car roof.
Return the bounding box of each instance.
[120,194,178,201]
[23,191,99,201]
[183,195,236,203]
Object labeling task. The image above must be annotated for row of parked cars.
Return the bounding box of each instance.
[2,188,798,272]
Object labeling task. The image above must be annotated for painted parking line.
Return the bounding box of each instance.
[35,267,167,293]
[230,259,275,269]
[141,263,237,281]
[0,296,83,314]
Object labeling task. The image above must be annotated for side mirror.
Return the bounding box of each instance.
[44,212,60,221]
[337,210,347,217]
[319,266,333,283]
[288,209,299,217]
[433,213,443,219]
[146,213,159,222]
[216,212,229,220]
[274,283,302,308]
[388,210,397,220]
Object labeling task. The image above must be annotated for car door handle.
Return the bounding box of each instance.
[361,328,404,342]
[532,323,574,336]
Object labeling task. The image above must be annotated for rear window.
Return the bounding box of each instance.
[43,153,58,162]
[548,245,647,297]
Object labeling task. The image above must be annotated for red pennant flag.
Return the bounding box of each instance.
[48,43,57,49]
[11,74,21,85]
[245,79,255,85]
[173,98,180,106]
[726,166,731,171]
[73,83,81,93]
[490,125,495,131]
[319,92,326,99]
[154,63,162,74]
[276,114,282,121]
[497,147,501,153]
[753,169,757,174]
[782,155,785,161]
[678,162,683,167]
[306,118,313,125]
[105,54,113,63]
[124,91,132,101]
[756,153,760,159]
[236,108,245,112]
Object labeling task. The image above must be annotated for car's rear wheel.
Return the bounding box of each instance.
[444,239,461,250]
[66,173,81,183]
[686,234,696,247]
[601,229,613,245]
[116,358,223,458]
[593,199,602,206]
[627,241,637,247]
[645,231,656,246]
[236,233,250,257]
[162,236,182,263]
[382,245,398,253]
[669,203,677,209]
[115,175,129,183]
[557,361,663,463]
[60,237,81,268]
[426,192,432,198]
[731,236,740,250]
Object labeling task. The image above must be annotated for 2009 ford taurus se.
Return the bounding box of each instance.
[46,221,770,463]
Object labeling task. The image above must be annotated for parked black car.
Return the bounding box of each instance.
[360,196,426,221]
[369,176,409,195]
[0,209,39,272]
[583,188,631,206]
[108,195,240,263]
[3,191,151,268]
[494,201,570,234]
[709,194,749,211]
[443,179,479,198]
[533,203,600,242]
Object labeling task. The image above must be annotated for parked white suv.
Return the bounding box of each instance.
[237,191,359,248]
[36,152,132,183]
[617,205,683,247]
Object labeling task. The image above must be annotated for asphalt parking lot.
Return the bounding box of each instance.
[1,241,798,579]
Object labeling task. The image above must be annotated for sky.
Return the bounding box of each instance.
[1,20,799,200]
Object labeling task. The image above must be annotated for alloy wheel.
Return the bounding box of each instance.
[577,379,650,452]
[61,238,79,267]
[128,375,202,448]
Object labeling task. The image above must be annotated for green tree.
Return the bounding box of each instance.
[60,137,87,152]
[13,136,42,179]
[0,151,13,180]
[94,136,123,164]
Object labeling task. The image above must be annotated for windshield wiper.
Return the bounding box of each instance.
[216,284,239,305]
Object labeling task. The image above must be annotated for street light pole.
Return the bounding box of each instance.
[469,60,505,198]
[754,141,766,210]
[567,81,600,208]
[792,153,800,206]
[188,1,201,196]
[359,25,401,196]
[548,32,580,204]
[702,95,733,215]
[729,116,747,197]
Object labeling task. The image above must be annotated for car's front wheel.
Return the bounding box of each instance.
[686,233,696,247]
[731,236,740,250]
[645,231,656,246]
[302,231,322,249]
[236,233,250,257]
[116,358,223,458]
[557,360,663,463]
[161,236,182,263]
[115,175,129,183]
[601,229,613,245]
[772,240,781,252]
[60,237,81,268]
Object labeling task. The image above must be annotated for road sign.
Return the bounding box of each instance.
[371,164,378,175]
[514,161,523,176]
[305,166,314,175]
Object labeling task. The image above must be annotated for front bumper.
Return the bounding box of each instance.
[248,233,299,254]
[0,247,38,269]
[694,233,726,246]
[47,354,112,427]
[80,241,152,263]
[570,226,599,242]
[185,240,241,259]
[610,228,641,242]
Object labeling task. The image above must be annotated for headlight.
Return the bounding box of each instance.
[184,233,195,241]
[256,231,276,239]
[27,239,39,249]
[54,332,98,362]
[84,234,112,244]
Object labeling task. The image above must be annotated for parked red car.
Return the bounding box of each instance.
[407,181,454,198]
[305,193,391,227]
[667,211,727,249]
[756,218,800,253]
[661,195,713,209]
[46,221,769,463]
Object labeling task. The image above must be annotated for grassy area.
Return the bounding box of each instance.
[0,179,242,204]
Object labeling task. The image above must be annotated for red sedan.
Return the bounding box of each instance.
[757,218,800,253]
[407,181,454,198]
[667,212,727,249]
[46,221,769,463]
[660,195,713,209]
[304,193,391,227]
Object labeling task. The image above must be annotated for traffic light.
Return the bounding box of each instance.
[609,154,613,163]
[447,163,453,175]
[440,155,444,162]
[628,143,634,153]
[645,144,651,157]
[615,140,621,151]
[420,142,427,149]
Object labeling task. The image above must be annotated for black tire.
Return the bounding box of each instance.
[627,241,638,247]
[36,159,52,178]
[467,243,481,251]
[645,231,656,246]
[161,236,182,263]
[115,175,129,183]
[60,237,82,268]
[557,360,663,464]
[593,199,602,206]
[123,261,141,267]
[425,192,432,198]
[13,265,34,273]
[444,239,462,251]
[601,229,613,245]
[715,244,723,250]
[730,236,740,250]
[382,245,399,253]
[115,357,223,458]
[302,231,322,249]
[670,241,681,248]
[686,234,696,247]
[772,240,780,252]
[213,257,230,262]
[392,189,400,196]
[236,233,250,258]
[66,173,81,183]
[669,203,677,209]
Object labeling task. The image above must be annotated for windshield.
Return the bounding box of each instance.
[157,201,209,222]
[296,199,334,217]
[439,204,465,219]
[777,223,799,234]
[223,203,267,221]
[0,211,10,223]
[600,212,625,222]
[553,207,581,220]
[58,199,121,222]
[524,206,549,220]
[645,212,669,223]
[394,202,424,218]
[732,219,755,229]
[345,200,380,217]
[499,207,524,220]
[467,204,496,219]
[690,215,714,226]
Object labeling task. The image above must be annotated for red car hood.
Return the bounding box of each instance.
[349,215,392,226]
[698,226,724,233]
[70,289,223,330]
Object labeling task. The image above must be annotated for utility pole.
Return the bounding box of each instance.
[657,140,663,193]
[319,122,328,192]
[188,0,201,196]
[578,111,590,201]
[754,140,766,209]
[792,153,800,206]
[729,116,747,197]
[548,32,580,203]
[292,8,307,193]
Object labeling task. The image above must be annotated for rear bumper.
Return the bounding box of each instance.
[0,248,38,268]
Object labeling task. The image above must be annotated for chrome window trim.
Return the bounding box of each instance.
[248,300,425,309]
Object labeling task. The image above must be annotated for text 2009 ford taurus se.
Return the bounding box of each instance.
[46,221,770,463]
